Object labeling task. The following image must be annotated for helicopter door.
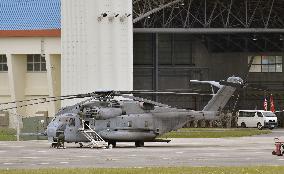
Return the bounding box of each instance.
[84,121,90,129]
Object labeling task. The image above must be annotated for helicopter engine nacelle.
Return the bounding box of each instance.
[95,108,123,120]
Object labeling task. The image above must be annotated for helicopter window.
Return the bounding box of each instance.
[58,117,70,123]
[69,118,75,126]
[144,121,148,127]
[107,121,110,127]
[128,121,132,127]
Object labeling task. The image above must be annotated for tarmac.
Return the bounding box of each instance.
[0,129,284,169]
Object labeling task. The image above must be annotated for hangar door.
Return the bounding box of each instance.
[133,33,209,110]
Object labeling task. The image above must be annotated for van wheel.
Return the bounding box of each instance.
[257,123,263,130]
[241,122,246,128]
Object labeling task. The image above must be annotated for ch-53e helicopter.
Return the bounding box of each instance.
[0,76,243,148]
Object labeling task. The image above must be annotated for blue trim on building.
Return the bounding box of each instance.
[0,0,60,30]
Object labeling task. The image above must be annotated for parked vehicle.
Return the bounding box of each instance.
[237,110,278,130]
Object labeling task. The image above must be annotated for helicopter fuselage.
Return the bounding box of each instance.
[47,100,197,144]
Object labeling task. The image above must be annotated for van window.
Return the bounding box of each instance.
[263,112,276,117]
[257,112,263,117]
[240,111,255,117]
[239,111,256,117]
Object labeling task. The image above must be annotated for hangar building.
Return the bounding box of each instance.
[132,0,284,111]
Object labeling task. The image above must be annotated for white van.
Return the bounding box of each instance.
[237,110,278,130]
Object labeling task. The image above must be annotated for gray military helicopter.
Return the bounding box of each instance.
[0,76,243,148]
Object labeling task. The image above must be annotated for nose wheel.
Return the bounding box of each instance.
[50,133,65,149]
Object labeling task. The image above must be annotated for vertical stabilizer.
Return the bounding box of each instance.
[200,77,243,111]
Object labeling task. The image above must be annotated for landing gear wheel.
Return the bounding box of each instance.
[241,122,246,128]
[108,141,116,148]
[108,144,113,149]
[135,141,144,147]
[51,142,58,148]
[79,143,83,148]
[257,123,263,130]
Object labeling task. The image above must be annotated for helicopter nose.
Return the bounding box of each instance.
[47,123,66,137]
[47,126,57,137]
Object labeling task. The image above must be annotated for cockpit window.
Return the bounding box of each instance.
[69,118,75,126]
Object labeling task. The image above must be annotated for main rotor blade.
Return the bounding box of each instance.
[116,91,213,96]
[244,84,268,91]
[55,97,95,116]
[0,96,80,111]
[120,94,170,107]
[0,92,99,106]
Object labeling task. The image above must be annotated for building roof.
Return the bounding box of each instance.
[0,0,60,36]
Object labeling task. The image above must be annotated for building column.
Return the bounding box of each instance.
[154,33,159,101]
[46,54,61,117]
[7,54,26,129]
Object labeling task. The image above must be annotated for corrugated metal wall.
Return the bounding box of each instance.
[61,0,133,106]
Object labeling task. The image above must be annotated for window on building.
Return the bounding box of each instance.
[249,56,282,72]
[27,54,46,72]
[0,55,8,72]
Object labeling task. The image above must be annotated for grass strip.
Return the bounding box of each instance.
[1,166,284,174]
[160,128,271,138]
[0,128,16,141]
[0,128,272,140]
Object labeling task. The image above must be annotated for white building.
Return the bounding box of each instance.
[0,0,61,128]
[0,0,133,128]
